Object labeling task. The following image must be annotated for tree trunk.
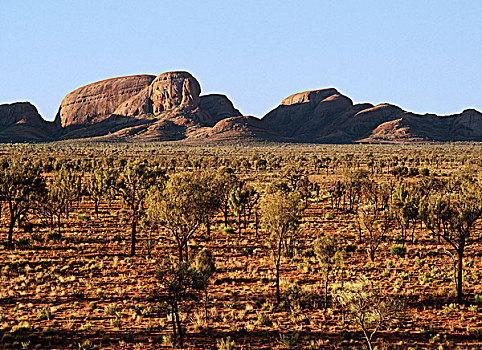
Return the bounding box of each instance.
[184,243,189,265]
[204,289,209,322]
[130,216,137,256]
[238,211,242,238]
[324,268,330,310]
[175,302,184,348]
[223,202,228,227]
[178,242,184,263]
[171,304,177,345]
[7,211,15,242]
[205,216,211,238]
[255,210,259,237]
[243,207,247,232]
[276,262,281,305]
[57,213,62,237]
[275,236,283,304]
[94,199,99,218]
[457,245,464,304]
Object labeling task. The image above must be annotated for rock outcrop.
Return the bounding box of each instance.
[188,115,280,143]
[0,102,56,142]
[53,71,242,140]
[262,88,482,143]
[55,75,156,128]
[2,71,482,143]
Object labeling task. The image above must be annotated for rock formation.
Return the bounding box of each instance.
[1,71,482,143]
[262,88,482,143]
[0,102,56,142]
[53,71,242,141]
[55,75,156,128]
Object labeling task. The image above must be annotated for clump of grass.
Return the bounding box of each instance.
[217,336,240,350]
[278,332,300,349]
[220,225,235,235]
[104,304,120,316]
[36,306,52,321]
[389,244,406,257]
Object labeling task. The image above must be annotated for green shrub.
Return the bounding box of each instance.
[221,226,235,235]
[390,244,406,257]
[15,238,29,246]
[325,212,335,220]
[77,214,91,221]
[104,304,120,316]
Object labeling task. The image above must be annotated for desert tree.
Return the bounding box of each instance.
[116,160,165,256]
[147,171,206,263]
[343,170,366,212]
[390,181,420,245]
[86,165,116,218]
[0,159,46,242]
[56,166,82,219]
[228,181,250,237]
[36,174,68,238]
[419,175,482,303]
[261,190,303,304]
[314,235,345,313]
[278,166,312,206]
[156,260,204,348]
[194,248,216,321]
[328,180,345,211]
[196,172,223,239]
[358,203,394,261]
[215,167,239,227]
[332,275,399,350]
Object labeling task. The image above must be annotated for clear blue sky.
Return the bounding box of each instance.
[1,0,481,121]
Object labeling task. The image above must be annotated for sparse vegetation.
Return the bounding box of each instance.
[0,143,481,349]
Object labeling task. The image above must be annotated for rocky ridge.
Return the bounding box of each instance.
[0,71,481,143]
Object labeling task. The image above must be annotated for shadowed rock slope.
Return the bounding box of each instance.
[0,102,56,142]
[262,89,482,142]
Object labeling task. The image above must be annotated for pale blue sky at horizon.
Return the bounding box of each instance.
[1,1,481,121]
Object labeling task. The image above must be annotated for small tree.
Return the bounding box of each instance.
[261,190,302,304]
[215,167,239,227]
[86,166,116,218]
[390,182,420,245]
[314,235,345,313]
[147,171,206,263]
[0,160,45,242]
[194,248,216,321]
[116,160,165,256]
[36,175,67,237]
[57,166,82,219]
[156,261,203,348]
[419,176,482,303]
[358,204,394,261]
[228,181,250,237]
[333,276,398,350]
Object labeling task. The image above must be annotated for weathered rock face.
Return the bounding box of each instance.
[0,102,56,141]
[53,71,243,141]
[55,75,155,128]
[148,71,201,114]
